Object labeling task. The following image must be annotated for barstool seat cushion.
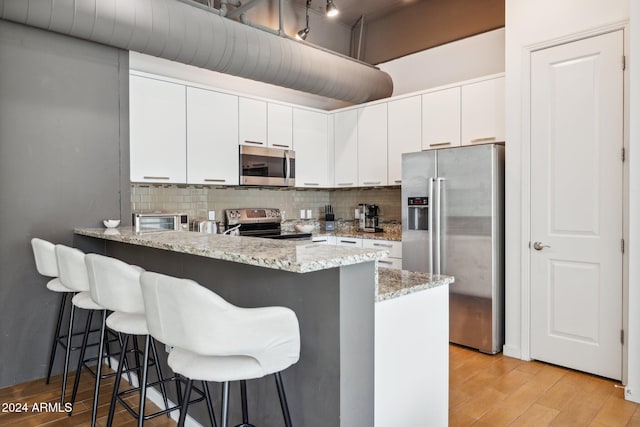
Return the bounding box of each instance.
[72,291,104,311]
[167,347,268,382]
[106,312,149,336]
[46,278,74,293]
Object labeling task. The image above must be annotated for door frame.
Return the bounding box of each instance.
[519,22,629,382]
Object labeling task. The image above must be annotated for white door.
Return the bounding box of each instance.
[530,30,624,380]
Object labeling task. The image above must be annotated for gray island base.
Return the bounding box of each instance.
[74,228,388,427]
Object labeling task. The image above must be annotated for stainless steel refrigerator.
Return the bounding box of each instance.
[402,144,504,354]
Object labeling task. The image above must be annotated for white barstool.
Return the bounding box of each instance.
[55,244,121,427]
[84,253,173,427]
[140,271,300,427]
[31,238,75,402]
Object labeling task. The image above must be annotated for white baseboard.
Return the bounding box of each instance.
[108,356,203,427]
[502,344,522,360]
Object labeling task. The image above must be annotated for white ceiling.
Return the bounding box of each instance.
[293,0,420,27]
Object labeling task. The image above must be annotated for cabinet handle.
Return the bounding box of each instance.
[337,182,353,186]
[470,136,496,143]
[204,178,226,183]
[363,181,381,185]
[430,141,452,147]
[394,180,402,184]
[313,239,328,243]
[379,260,393,265]
[304,183,320,186]
[143,176,170,180]
[340,240,357,244]
[272,144,290,148]
[373,243,392,248]
[244,140,264,145]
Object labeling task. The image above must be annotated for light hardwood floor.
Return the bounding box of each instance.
[450,344,640,426]
[2,346,640,426]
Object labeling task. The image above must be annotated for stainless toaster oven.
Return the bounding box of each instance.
[132,212,189,233]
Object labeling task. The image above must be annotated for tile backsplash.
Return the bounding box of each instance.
[131,185,401,223]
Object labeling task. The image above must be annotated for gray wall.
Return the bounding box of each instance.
[0,20,130,387]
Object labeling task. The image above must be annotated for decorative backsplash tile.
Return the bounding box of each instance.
[131,184,401,223]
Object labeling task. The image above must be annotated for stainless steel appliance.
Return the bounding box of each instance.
[132,212,189,233]
[402,144,504,354]
[224,208,311,240]
[357,203,383,232]
[239,145,295,187]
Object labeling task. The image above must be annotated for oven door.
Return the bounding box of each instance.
[240,145,295,186]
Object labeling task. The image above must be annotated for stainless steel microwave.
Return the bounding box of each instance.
[239,145,295,187]
[132,212,189,233]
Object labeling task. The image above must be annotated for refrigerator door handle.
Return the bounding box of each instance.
[435,177,445,275]
[428,177,435,275]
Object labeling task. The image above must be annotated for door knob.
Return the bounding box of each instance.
[533,241,550,251]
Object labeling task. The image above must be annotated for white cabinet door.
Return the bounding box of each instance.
[130,75,186,183]
[358,104,388,186]
[334,110,358,188]
[377,257,403,270]
[362,239,402,258]
[186,87,239,186]
[293,109,329,188]
[336,237,363,247]
[422,87,461,150]
[312,235,337,245]
[268,103,293,149]
[461,77,505,146]
[239,97,267,147]
[388,96,421,185]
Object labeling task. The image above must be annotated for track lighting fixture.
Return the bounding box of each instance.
[296,0,312,41]
[296,0,339,41]
[326,0,339,17]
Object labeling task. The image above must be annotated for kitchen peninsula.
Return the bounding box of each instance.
[74,227,453,426]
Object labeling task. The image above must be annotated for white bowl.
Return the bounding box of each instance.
[103,219,120,228]
[295,224,314,233]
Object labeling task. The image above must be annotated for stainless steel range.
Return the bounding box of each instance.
[224,208,312,240]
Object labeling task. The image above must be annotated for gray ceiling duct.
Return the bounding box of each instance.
[0,0,393,104]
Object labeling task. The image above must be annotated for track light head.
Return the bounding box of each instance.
[326,0,339,17]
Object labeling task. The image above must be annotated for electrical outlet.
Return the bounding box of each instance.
[208,210,216,221]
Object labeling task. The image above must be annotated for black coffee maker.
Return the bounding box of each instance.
[358,203,383,232]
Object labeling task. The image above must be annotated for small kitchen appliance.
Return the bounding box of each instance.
[224,208,311,240]
[357,204,383,232]
[132,212,189,233]
[239,145,295,187]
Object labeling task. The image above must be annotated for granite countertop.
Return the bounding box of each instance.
[376,268,454,302]
[75,227,389,274]
[314,229,401,242]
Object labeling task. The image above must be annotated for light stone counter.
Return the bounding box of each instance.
[376,268,454,302]
[74,227,389,273]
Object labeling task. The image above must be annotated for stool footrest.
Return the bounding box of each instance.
[114,376,204,421]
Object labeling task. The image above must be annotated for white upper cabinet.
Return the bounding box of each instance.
[130,75,187,183]
[358,103,388,186]
[293,109,329,188]
[268,103,293,149]
[388,96,421,185]
[186,87,239,186]
[422,87,461,150]
[334,109,358,188]
[238,97,267,147]
[461,76,505,145]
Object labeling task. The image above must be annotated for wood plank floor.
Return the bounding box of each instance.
[2,346,640,426]
[0,366,177,427]
[450,344,640,426]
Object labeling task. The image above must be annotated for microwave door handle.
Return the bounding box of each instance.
[284,151,291,182]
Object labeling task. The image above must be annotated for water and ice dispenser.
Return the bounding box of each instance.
[407,197,429,230]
